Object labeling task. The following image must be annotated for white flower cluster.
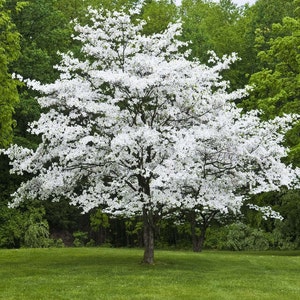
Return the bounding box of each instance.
[4,7,299,221]
[247,204,284,220]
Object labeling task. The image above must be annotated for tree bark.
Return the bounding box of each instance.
[142,209,155,264]
[192,224,207,252]
[190,210,218,252]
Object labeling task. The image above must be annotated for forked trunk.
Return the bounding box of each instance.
[190,210,218,252]
[190,211,208,253]
[192,226,206,252]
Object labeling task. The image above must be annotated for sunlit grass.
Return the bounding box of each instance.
[0,248,299,299]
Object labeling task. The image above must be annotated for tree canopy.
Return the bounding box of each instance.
[3,6,299,262]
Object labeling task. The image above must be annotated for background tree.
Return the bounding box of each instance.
[232,0,295,88]
[180,0,243,61]
[0,0,26,248]
[242,10,300,125]
[0,0,20,148]
[0,1,76,247]
[238,0,300,248]
[9,0,72,84]
[180,0,247,88]
[140,0,177,35]
[241,1,300,164]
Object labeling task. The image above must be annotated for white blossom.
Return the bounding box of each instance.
[3,7,299,224]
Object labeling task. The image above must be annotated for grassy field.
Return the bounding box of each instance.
[0,248,299,299]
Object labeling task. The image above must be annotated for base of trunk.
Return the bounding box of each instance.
[142,249,154,264]
[192,237,204,252]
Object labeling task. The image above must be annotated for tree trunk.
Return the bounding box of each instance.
[189,210,218,252]
[190,211,207,253]
[142,209,155,264]
[192,225,206,252]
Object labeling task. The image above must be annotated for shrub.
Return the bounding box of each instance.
[226,222,271,251]
[49,238,65,248]
[205,226,229,250]
[73,231,88,247]
[23,207,50,248]
[0,204,23,248]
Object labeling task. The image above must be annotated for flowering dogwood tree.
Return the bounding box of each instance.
[3,7,299,263]
[154,106,297,251]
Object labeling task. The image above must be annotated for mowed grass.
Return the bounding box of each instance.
[0,248,299,300]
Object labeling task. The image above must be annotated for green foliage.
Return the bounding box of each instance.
[11,0,73,83]
[242,190,300,250]
[181,0,241,61]
[243,0,295,65]
[205,220,299,251]
[155,218,183,249]
[14,1,28,13]
[12,95,40,147]
[89,208,111,246]
[227,0,296,89]
[0,200,52,249]
[0,203,23,248]
[44,199,85,233]
[248,0,294,34]
[240,0,300,129]
[275,190,300,248]
[86,239,96,247]
[0,154,25,248]
[0,0,20,148]
[48,238,65,248]
[23,206,50,248]
[73,231,88,247]
[226,222,271,251]
[244,16,300,120]
[125,217,143,246]
[204,226,229,250]
[180,0,249,89]
[141,0,177,35]
[54,0,140,25]
[90,209,110,232]
[237,2,300,235]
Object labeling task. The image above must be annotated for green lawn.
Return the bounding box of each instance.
[0,248,299,299]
